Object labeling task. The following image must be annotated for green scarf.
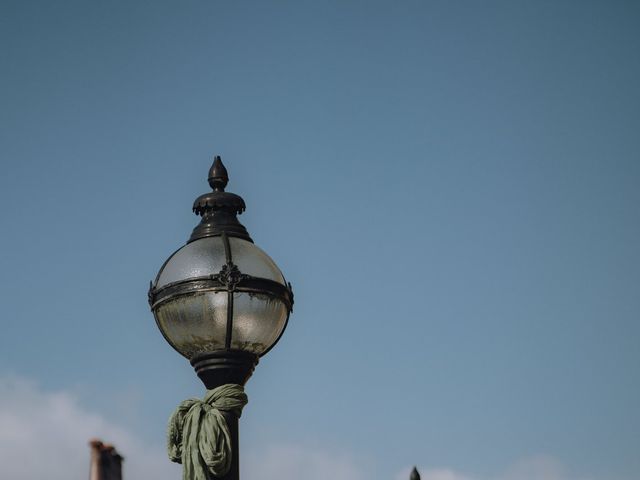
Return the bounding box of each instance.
[167,384,248,480]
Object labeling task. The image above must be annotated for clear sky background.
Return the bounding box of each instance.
[1,1,639,480]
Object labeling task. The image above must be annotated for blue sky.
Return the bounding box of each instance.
[0,1,639,479]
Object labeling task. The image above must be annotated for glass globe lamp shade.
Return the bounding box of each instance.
[150,235,292,359]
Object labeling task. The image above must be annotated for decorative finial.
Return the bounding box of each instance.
[190,155,251,242]
[410,467,421,480]
[208,156,229,191]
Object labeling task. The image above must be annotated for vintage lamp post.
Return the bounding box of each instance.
[148,156,293,480]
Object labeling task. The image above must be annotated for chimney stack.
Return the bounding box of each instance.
[89,439,123,480]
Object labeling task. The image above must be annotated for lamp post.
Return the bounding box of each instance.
[148,156,294,480]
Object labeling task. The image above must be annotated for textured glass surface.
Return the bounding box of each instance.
[155,292,228,358]
[156,237,226,288]
[228,238,285,284]
[230,292,288,354]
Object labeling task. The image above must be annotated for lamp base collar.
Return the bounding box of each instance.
[190,350,259,389]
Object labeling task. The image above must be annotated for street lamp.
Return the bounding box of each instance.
[148,156,293,480]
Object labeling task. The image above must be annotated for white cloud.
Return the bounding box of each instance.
[419,470,473,480]
[394,466,474,480]
[0,375,180,480]
[0,375,367,480]
[499,455,576,480]
[244,444,367,480]
[395,456,590,480]
[0,375,593,480]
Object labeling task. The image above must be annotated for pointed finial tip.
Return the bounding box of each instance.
[410,467,421,480]
[208,155,229,190]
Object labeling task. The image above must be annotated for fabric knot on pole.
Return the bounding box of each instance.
[167,384,248,480]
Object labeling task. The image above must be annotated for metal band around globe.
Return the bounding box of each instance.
[149,275,294,312]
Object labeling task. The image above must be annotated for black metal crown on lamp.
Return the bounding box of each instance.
[148,156,294,389]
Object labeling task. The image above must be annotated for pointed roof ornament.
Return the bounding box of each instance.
[410,467,421,480]
[190,155,251,242]
[208,155,229,191]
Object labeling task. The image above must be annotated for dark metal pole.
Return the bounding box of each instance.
[190,351,258,480]
[218,412,240,480]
